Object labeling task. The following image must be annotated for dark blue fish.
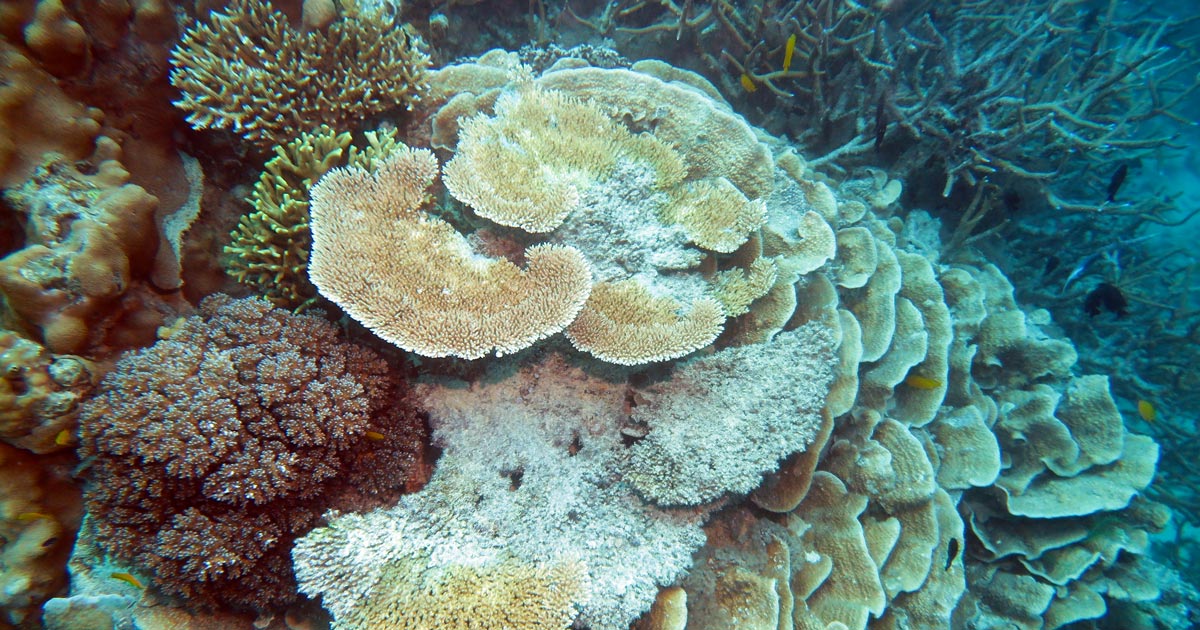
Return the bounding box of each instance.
[1106,164,1128,203]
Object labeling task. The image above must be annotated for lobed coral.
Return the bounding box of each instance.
[0,137,158,354]
[0,330,95,454]
[0,444,81,627]
[169,0,431,150]
[78,295,426,611]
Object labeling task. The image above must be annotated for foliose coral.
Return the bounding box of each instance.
[169,0,431,150]
[78,294,426,611]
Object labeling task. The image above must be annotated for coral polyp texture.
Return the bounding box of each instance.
[308,145,594,359]
[169,0,431,150]
[77,295,426,611]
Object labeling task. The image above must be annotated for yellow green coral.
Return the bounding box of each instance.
[224,126,407,311]
[169,0,430,150]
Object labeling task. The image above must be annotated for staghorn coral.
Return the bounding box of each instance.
[309,145,593,360]
[169,0,431,150]
[78,294,426,611]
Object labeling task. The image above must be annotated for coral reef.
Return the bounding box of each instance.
[0,137,159,354]
[77,295,426,611]
[0,444,80,627]
[223,125,410,311]
[169,0,432,151]
[296,326,837,629]
[0,330,95,454]
[309,145,593,360]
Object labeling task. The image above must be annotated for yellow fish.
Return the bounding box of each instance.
[740,73,757,92]
[364,430,386,441]
[55,429,72,446]
[111,572,144,589]
[783,33,797,72]
[17,512,52,521]
[1136,399,1156,422]
[904,374,943,390]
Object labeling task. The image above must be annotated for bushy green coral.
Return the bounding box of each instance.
[169,0,430,150]
[224,126,407,311]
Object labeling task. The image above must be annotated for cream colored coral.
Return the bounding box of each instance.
[444,86,685,233]
[709,258,777,317]
[661,177,766,253]
[565,280,725,365]
[170,0,430,149]
[309,147,593,360]
[340,554,585,630]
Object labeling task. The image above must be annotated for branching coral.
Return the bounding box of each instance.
[223,125,409,311]
[169,0,431,150]
[78,294,426,611]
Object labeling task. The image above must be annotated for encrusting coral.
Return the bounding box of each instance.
[0,137,158,354]
[0,330,95,454]
[77,295,426,611]
[0,444,81,627]
[169,0,431,150]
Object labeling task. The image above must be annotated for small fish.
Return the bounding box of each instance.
[904,374,943,390]
[1106,163,1128,203]
[783,33,797,72]
[874,95,887,151]
[946,537,960,570]
[1084,282,1128,318]
[1002,189,1022,213]
[1137,399,1156,422]
[17,512,53,521]
[55,429,72,446]
[1062,252,1100,294]
[740,73,757,92]
[364,430,386,441]
[1042,255,1061,276]
[111,572,145,589]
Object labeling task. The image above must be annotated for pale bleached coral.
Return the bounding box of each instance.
[169,0,430,150]
[624,321,836,505]
[294,352,711,630]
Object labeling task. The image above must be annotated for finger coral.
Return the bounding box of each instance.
[78,294,426,611]
[309,146,593,360]
[169,0,431,150]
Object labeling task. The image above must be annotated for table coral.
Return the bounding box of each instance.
[169,0,431,151]
[77,295,426,611]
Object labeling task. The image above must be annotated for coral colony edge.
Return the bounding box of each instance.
[0,1,1198,629]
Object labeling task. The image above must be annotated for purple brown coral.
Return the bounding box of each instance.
[78,294,427,611]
